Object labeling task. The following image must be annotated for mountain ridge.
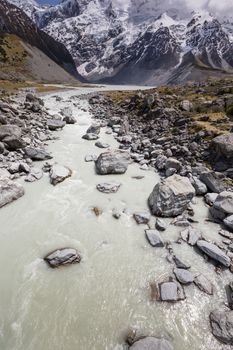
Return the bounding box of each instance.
[7,0,233,85]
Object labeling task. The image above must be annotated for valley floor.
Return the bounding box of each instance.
[0,84,232,350]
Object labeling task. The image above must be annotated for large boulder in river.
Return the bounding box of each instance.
[44,248,81,268]
[148,175,195,217]
[0,125,25,150]
[0,177,24,208]
[197,240,231,267]
[129,337,174,350]
[95,150,130,175]
[49,164,72,186]
[210,308,233,344]
[210,133,233,171]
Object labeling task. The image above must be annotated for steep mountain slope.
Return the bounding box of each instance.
[8,0,233,85]
[0,0,82,83]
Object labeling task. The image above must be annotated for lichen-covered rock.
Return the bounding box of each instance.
[148,175,195,217]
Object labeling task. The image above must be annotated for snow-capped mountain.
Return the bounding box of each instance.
[7,0,233,85]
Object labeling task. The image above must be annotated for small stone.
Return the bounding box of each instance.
[133,211,151,224]
[155,218,167,231]
[145,229,164,247]
[96,182,121,194]
[95,141,110,149]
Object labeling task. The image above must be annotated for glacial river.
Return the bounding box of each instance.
[0,85,232,350]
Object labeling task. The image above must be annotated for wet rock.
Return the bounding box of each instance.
[205,193,218,206]
[24,147,52,161]
[0,177,24,208]
[85,154,97,162]
[25,167,43,182]
[210,308,233,345]
[44,248,81,268]
[82,133,99,140]
[159,280,185,302]
[86,123,100,135]
[213,192,233,215]
[197,240,231,267]
[174,268,194,284]
[95,141,110,149]
[156,218,167,231]
[133,212,151,225]
[96,182,121,194]
[95,150,130,175]
[129,337,174,350]
[200,172,225,193]
[145,229,164,247]
[180,227,202,246]
[148,175,195,217]
[47,119,66,131]
[49,164,72,186]
[194,274,213,295]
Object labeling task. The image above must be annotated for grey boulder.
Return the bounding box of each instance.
[44,248,81,268]
[24,147,52,161]
[25,167,43,182]
[0,177,24,208]
[224,215,233,231]
[130,337,174,350]
[213,191,233,215]
[148,175,195,217]
[47,119,66,131]
[86,123,100,135]
[85,154,97,162]
[49,164,72,186]
[210,308,233,344]
[0,124,25,150]
[197,240,231,267]
[199,172,225,193]
[159,280,185,302]
[95,150,130,175]
[82,133,99,141]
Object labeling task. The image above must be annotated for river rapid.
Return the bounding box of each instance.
[0,85,232,350]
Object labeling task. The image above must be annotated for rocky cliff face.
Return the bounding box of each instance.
[0,0,82,81]
[7,0,233,85]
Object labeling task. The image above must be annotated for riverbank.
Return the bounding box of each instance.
[0,85,233,350]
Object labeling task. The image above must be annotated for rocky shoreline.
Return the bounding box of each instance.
[1,83,233,348]
[84,83,233,346]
